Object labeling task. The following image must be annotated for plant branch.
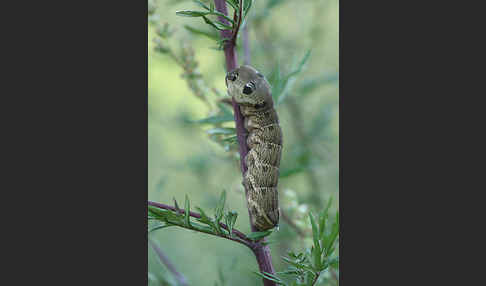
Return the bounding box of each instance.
[148,201,253,248]
[231,0,243,45]
[149,238,189,286]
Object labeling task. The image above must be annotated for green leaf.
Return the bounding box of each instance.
[309,212,322,269]
[215,190,227,220]
[305,271,316,286]
[213,190,227,233]
[202,16,233,31]
[276,269,302,276]
[148,205,166,218]
[247,230,273,241]
[217,102,233,115]
[196,206,211,223]
[173,197,181,213]
[176,10,210,17]
[309,212,320,250]
[276,50,312,105]
[208,11,235,24]
[193,0,210,10]
[269,60,282,102]
[206,127,236,135]
[310,246,321,272]
[225,0,238,11]
[194,114,234,124]
[282,256,305,269]
[196,206,220,233]
[319,199,332,240]
[324,216,339,255]
[225,210,237,237]
[261,239,277,246]
[220,135,238,143]
[243,0,253,18]
[184,195,191,227]
[253,271,286,285]
[189,221,216,233]
[184,25,220,41]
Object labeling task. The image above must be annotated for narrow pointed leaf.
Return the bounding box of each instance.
[193,0,210,10]
[184,195,191,227]
[247,230,273,241]
[184,25,220,40]
[176,10,210,17]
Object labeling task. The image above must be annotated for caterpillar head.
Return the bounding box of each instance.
[226,65,273,109]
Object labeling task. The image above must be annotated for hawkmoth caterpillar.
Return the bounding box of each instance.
[226,65,282,231]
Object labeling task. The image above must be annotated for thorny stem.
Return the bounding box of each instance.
[213,1,276,285]
[149,238,189,286]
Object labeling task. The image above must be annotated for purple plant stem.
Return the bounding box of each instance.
[149,238,189,286]
[213,1,277,286]
[214,0,238,72]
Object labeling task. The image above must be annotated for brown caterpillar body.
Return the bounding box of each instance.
[226,65,282,231]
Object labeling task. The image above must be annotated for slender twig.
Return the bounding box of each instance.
[213,1,276,285]
[243,20,250,65]
[230,0,243,45]
[148,201,253,248]
[149,238,189,286]
[280,209,307,237]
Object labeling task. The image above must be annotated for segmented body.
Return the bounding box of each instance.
[226,65,282,231]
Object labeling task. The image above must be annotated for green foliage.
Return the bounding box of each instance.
[187,102,240,151]
[256,207,339,286]
[269,50,311,106]
[297,72,339,96]
[148,0,338,285]
[253,0,289,22]
[246,230,273,241]
[184,25,220,41]
[176,1,235,30]
[148,191,250,245]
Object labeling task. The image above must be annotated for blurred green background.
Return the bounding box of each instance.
[148,0,338,285]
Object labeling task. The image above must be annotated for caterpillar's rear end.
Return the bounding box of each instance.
[226,65,282,231]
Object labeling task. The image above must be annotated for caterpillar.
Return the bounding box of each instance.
[226,65,282,231]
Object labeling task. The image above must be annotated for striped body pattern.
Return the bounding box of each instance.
[226,65,282,231]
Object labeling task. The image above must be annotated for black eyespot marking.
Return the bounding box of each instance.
[227,72,238,81]
[243,85,253,94]
[256,72,264,78]
[255,102,266,109]
[243,81,255,95]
